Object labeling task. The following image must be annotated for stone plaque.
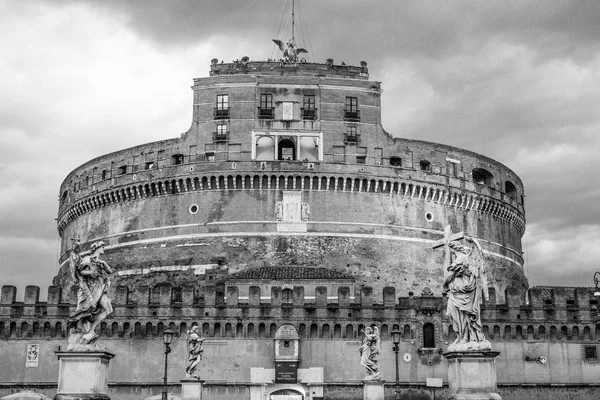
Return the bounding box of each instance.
[275,361,298,383]
[282,102,294,120]
[26,344,39,368]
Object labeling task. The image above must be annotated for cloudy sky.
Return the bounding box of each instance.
[1,0,599,299]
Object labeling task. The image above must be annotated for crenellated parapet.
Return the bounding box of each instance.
[2,284,598,343]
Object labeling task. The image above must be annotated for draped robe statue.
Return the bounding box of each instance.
[359,326,381,380]
[443,237,491,351]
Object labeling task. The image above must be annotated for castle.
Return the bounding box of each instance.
[1,56,598,400]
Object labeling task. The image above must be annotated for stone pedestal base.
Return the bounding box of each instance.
[54,351,115,400]
[180,380,204,400]
[444,351,502,400]
[363,380,384,400]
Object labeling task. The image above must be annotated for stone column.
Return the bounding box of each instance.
[363,380,385,400]
[444,351,502,400]
[54,351,115,400]
[180,380,204,400]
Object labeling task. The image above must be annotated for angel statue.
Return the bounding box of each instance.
[67,240,114,351]
[272,38,308,62]
[443,236,491,352]
[186,326,206,379]
[359,325,381,380]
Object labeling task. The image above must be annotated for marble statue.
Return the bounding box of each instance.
[67,240,114,351]
[186,326,206,379]
[359,325,381,380]
[443,237,491,351]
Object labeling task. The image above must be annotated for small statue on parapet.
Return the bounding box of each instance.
[359,325,381,381]
[186,325,206,380]
[67,240,114,351]
[443,236,491,352]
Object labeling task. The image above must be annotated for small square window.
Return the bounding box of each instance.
[356,155,366,164]
[284,340,290,347]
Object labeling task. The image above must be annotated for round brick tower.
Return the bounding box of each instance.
[56,59,527,301]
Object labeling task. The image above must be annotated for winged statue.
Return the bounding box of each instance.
[272,38,308,62]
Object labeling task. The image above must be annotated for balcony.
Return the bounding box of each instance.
[257,107,274,119]
[344,109,360,121]
[213,108,230,120]
[344,133,361,144]
[212,131,230,142]
[301,108,317,120]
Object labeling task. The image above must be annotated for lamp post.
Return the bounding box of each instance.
[162,328,175,400]
[391,328,402,400]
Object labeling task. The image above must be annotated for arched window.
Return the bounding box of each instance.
[505,181,517,198]
[423,323,435,348]
[472,168,494,185]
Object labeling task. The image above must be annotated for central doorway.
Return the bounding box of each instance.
[270,388,303,400]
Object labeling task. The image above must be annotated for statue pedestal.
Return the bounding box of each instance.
[363,380,384,400]
[180,380,204,400]
[54,351,114,400]
[444,351,502,400]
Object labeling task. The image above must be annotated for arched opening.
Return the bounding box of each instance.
[278,138,296,161]
[256,136,275,160]
[419,160,431,171]
[505,181,517,198]
[423,323,435,348]
[472,168,494,186]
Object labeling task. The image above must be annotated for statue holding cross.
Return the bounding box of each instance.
[433,225,491,352]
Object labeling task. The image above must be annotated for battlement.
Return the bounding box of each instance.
[2,285,598,339]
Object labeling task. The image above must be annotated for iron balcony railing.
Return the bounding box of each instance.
[257,107,275,119]
[213,108,230,119]
[344,133,361,144]
[212,131,230,142]
[301,108,317,120]
[344,109,360,121]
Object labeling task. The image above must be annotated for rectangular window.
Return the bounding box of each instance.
[145,161,154,170]
[215,94,229,119]
[356,146,367,164]
[260,94,272,109]
[101,170,109,180]
[584,345,598,360]
[214,123,228,141]
[302,95,316,119]
[344,97,359,121]
[258,93,274,119]
[344,126,360,143]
